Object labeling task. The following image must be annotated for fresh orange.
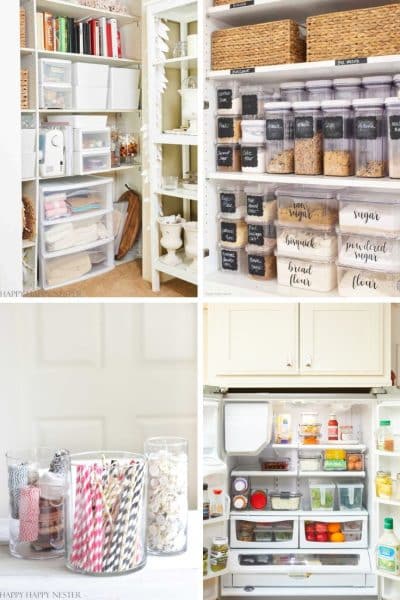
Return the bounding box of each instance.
[327,523,341,534]
[330,532,345,542]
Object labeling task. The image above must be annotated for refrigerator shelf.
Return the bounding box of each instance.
[376,570,400,583]
[299,471,366,478]
[203,516,229,526]
[230,509,368,517]
[231,469,298,477]
[376,498,400,507]
[204,567,229,581]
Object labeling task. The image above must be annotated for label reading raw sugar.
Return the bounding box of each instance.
[335,57,367,66]
[247,195,263,217]
[248,224,264,246]
[217,89,233,110]
[221,248,238,271]
[266,118,284,141]
[218,117,234,139]
[242,94,258,116]
[355,116,378,140]
[323,116,344,139]
[217,145,233,167]
[241,146,258,168]
[220,192,236,213]
[221,221,237,243]
[248,254,265,276]
[390,115,400,140]
[295,116,314,139]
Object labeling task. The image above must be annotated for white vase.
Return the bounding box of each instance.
[184,221,198,270]
[158,219,185,266]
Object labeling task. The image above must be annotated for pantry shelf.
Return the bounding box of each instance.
[154,256,197,286]
[154,55,198,70]
[20,47,35,55]
[36,0,139,24]
[156,187,198,201]
[39,164,140,180]
[37,49,141,67]
[156,133,198,146]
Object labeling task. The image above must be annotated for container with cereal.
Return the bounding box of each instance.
[337,264,400,297]
[276,222,338,260]
[276,187,339,227]
[246,245,276,281]
[321,100,354,176]
[353,98,386,178]
[218,185,246,218]
[264,101,294,174]
[385,97,400,178]
[218,243,246,274]
[337,229,400,272]
[216,143,241,172]
[246,218,276,250]
[216,81,241,115]
[293,101,323,175]
[217,115,241,143]
[218,214,247,248]
[337,190,400,234]
[241,143,265,174]
[245,185,277,222]
[276,252,337,292]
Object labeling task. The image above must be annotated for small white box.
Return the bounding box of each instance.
[22,129,36,153]
[73,86,108,110]
[22,153,36,179]
[72,62,109,88]
[47,115,108,129]
[108,67,140,110]
[39,59,72,85]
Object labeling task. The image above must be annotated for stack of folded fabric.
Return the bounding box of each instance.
[46,253,92,287]
[44,220,109,253]
[65,191,102,214]
[44,193,69,220]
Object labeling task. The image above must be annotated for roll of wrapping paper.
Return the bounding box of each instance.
[19,486,40,542]
[69,458,146,574]
[8,464,29,519]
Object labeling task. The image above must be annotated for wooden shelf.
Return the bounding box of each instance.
[154,55,197,70]
[156,187,197,201]
[36,0,138,24]
[38,49,140,67]
[155,254,197,286]
[156,133,198,146]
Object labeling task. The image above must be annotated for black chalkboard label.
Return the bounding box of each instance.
[390,115,400,140]
[220,192,236,213]
[231,0,254,8]
[266,118,284,141]
[217,89,233,110]
[355,116,378,140]
[221,221,237,243]
[231,67,255,75]
[323,116,343,139]
[241,146,258,168]
[295,116,314,139]
[248,223,264,246]
[217,145,233,167]
[248,254,265,276]
[221,248,238,271]
[247,195,263,217]
[242,94,258,116]
[218,117,234,139]
[335,57,367,66]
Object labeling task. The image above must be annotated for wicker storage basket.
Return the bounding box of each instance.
[20,8,26,48]
[212,20,305,71]
[21,69,29,109]
[307,3,400,62]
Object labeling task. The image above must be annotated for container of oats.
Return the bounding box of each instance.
[216,81,241,116]
[293,101,323,175]
[216,143,241,172]
[276,222,338,261]
[217,115,241,143]
[337,228,400,271]
[353,98,386,178]
[246,245,277,281]
[241,143,266,174]
[385,97,400,179]
[305,80,333,102]
[218,185,246,218]
[337,264,400,297]
[333,78,362,101]
[218,213,247,248]
[240,85,265,120]
[245,217,276,250]
[321,100,354,177]
[245,184,277,222]
[280,81,307,103]
[337,190,400,234]
[276,252,337,292]
[218,243,246,274]
[264,101,294,174]
[276,186,339,227]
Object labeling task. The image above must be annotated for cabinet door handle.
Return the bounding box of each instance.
[305,355,312,367]
[286,355,293,367]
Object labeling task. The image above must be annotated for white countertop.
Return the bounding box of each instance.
[0,512,200,600]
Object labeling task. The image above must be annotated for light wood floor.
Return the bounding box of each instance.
[27,260,197,298]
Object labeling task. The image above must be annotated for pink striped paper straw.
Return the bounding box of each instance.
[80,465,95,572]
[91,465,104,572]
[70,465,84,568]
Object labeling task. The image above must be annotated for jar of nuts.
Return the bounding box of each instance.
[264,101,294,174]
[293,101,323,175]
[321,100,354,177]
[353,98,386,178]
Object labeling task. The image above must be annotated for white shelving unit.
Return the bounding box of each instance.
[146,0,198,292]
[19,0,142,293]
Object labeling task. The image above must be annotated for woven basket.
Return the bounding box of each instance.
[20,8,26,48]
[212,20,305,71]
[21,69,29,109]
[307,3,400,62]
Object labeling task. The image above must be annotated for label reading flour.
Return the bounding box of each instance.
[221,249,238,271]
[241,146,258,168]
[218,117,234,139]
[217,89,233,110]
[220,192,236,213]
[221,221,237,243]
[351,271,378,292]
[247,195,263,217]
[248,255,265,276]
[217,146,233,167]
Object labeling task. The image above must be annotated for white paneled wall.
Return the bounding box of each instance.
[392,303,400,385]
[0,303,197,517]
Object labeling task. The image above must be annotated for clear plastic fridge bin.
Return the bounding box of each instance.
[280,81,307,103]
[333,78,362,101]
[39,59,72,85]
[264,101,294,174]
[337,229,400,271]
[218,185,246,217]
[240,85,266,119]
[276,252,337,293]
[276,222,338,261]
[385,97,400,178]
[337,482,364,511]
[309,482,335,511]
[218,213,247,247]
[353,98,386,178]
[245,218,276,249]
[245,185,277,222]
[276,187,339,227]
[240,119,266,144]
[218,243,246,274]
[39,83,72,109]
[305,80,333,101]
[216,81,241,115]
[270,492,302,511]
[245,245,277,281]
[362,75,392,99]
[337,263,400,297]
[337,190,400,234]
[217,115,242,143]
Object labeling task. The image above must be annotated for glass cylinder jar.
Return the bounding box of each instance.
[6,448,69,560]
[333,78,362,101]
[111,129,120,168]
[293,101,323,175]
[321,100,354,176]
[119,132,139,165]
[305,80,333,102]
[210,536,229,572]
[376,470,393,499]
[353,98,386,178]
[393,74,400,99]
[280,81,307,103]
[385,97,400,178]
[145,437,188,556]
[264,101,294,174]
[65,451,147,575]
[362,75,392,99]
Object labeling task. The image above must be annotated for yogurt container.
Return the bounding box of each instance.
[276,252,337,292]
[276,222,338,260]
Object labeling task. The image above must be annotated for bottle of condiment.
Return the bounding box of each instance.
[203,483,210,520]
[377,517,400,575]
[377,420,395,452]
[210,488,224,518]
[376,471,393,499]
[203,547,208,576]
[328,414,339,441]
[210,536,229,572]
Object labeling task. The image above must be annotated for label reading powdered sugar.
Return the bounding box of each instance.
[220,192,236,213]
[221,221,237,243]
[242,94,258,116]
[344,237,388,265]
[248,224,264,246]
[217,89,233,110]
[295,116,314,139]
[221,249,238,271]
[217,146,233,167]
[247,195,263,216]
[241,146,258,168]
[390,115,400,140]
[355,116,378,140]
[218,118,234,138]
[266,119,284,140]
[248,255,265,276]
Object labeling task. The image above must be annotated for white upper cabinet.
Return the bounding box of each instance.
[206,303,391,388]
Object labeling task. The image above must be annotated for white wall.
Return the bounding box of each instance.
[0,302,197,515]
[392,303,400,385]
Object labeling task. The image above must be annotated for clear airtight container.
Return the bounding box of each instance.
[276,222,338,260]
[240,85,266,119]
[337,482,364,511]
[241,143,265,173]
[246,245,276,281]
[305,80,333,102]
[337,264,400,297]
[298,453,321,472]
[337,229,400,271]
[218,185,246,217]
[241,119,266,144]
[337,190,400,234]
[245,185,277,222]
[245,218,276,250]
[309,482,335,510]
[216,81,241,115]
[385,97,400,178]
[217,115,241,143]
[264,102,294,174]
[280,81,307,103]
[293,101,323,175]
[362,75,392,99]
[353,98,386,178]
[275,253,337,292]
[276,187,339,227]
[321,100,354,176]
[218,214,247,247]
[333,78,362,101]
[218,243,246,274]
[270,492,302,511]
[216,143,241,172]
[393,74,400,98]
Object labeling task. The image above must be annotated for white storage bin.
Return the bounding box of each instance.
[42,213,113,256]
[300,515,368,549]
[40,83,72,109]
[39,59,72,85]
[47,115,108,129]
[108,67,140,110]
[276,253,337,292]
[241,119,266,143]
[337,229,400,271]
[337,263,400,297]
[74,150,111,175]
[276,222,337,260]
[21,129,36,153]
[73,86,108,110]
[338,190,400,234]
[230,515,298,549]
[72,62,109,88]
[73,128,111,152]
[22,153,36,179]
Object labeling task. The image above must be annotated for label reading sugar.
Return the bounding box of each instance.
[217,89,233,110]
[295,116,314,139]
[323,116,344,139]
[248,224,264,246]
[248,254,265,276]
[335,57,367,66]
[266,118,284,141]
[221,248,238,271]
[355,116,378,140]
[241,146,258,168]
[221,221,237,243]
[217,145,233,167]
[220,192,236,213]
[390,115,400,140]
[247,195,263,217]
[242,94,258,116]
[231,0,254,8]
[218,117,234,139]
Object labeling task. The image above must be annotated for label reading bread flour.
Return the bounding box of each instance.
[221,248,238,271]
[288,260,312,288]
[266,118,284,140]
[247,195,263,217]
[220,192,236,213]
[248,254,265,276]
[242,94,258,116]
[217,146,233,167]
[295,116,314,139]
[217,89,233,110]
[248,224,264,246]
[390,115,400,140]
[344,237,388,266]
[355,116,379,140]
[221,221,237,243]
[218,117,234,139]
[241,146,258,168]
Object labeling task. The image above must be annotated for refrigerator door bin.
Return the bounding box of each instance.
[299,515,368,549]
[224,402,272,455]
[230,515,298,549]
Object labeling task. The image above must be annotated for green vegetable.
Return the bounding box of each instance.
[311,488,334,509]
